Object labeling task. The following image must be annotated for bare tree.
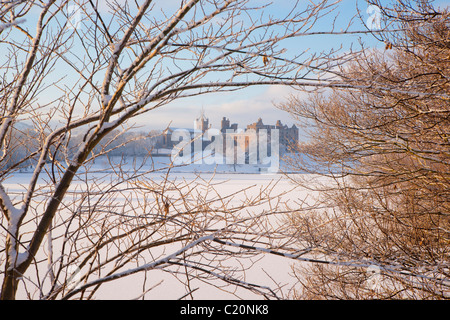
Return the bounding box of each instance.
[280,0,449,299]
[0,0,369,300]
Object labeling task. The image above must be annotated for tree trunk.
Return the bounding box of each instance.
[1,269,19,300]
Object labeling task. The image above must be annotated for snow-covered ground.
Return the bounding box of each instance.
[11,152,297,174]
[3,155,316,300]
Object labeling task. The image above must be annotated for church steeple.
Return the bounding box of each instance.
[195,108,209,133]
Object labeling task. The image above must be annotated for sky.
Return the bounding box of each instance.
[129,0,382,131]
[162,0,445,134]
[3,0,449,135]
[133,0,382,131]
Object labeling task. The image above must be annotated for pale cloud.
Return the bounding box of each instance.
[132,85,309,131]
[95,0,130,12]
[95,0,186,13]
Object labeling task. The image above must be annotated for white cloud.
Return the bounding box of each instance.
[132,85,309,131]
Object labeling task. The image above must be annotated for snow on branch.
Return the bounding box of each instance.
[0,183,23,221]
[61,235,215,299]
[0,19,26,32]
[212,239,450,287]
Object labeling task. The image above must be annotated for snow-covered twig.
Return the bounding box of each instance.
[213,239,450,287]
[61,235,215,299]
[0,19,26,32]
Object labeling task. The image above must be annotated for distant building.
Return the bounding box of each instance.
[155,115,299,156]
[247,117,299,150]
[220,117,238,133]
[157,127,204,150]
[159,127,174,149]
[195,112,210,133]
[246,117,270,131]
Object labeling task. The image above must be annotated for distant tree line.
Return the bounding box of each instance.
[1,126,162,171]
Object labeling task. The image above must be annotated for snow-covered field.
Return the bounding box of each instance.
[3,155,316,300]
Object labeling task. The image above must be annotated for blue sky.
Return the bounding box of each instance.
[165,0,446,133]
[142,0,385,131]
[4,0,449,134]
